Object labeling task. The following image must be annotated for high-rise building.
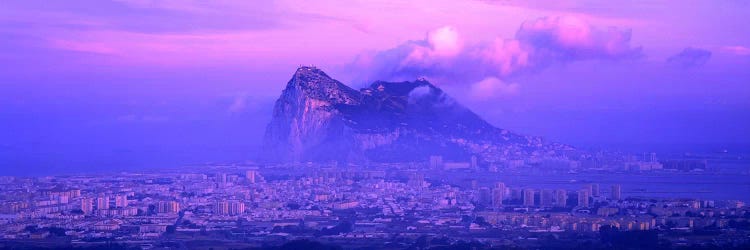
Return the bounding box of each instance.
[591,184,600,197]
[470,155,478,170]
[114,195,128,208]
[554,189,568,207]
[523,189,535,206]
[510,188,522,200]
[577,189,590,207]
[611,184,622,200]
[96,196,110,210]
[492,185,505,208]
[429,155,443,170]
[540,189,554,207]
[408,172,425,189]
[478,187,491,206]
[229,201,246,215]
[157,201,180,214]
[246,170,257,184]
[215,201,229,215]
[214,201,245,215]
[81,198,93,215]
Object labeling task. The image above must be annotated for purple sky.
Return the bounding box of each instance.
[1,1,749,175]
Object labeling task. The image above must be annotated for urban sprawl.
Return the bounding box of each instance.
[1,155,748,249]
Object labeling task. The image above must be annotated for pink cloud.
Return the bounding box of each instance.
[427,26,462,57]
[52,39,121,55]
[45,29,356,67]
[400,26,463,69]
[480,38,531,76]
[520,16,594,48]
[353,16,642,86]
[515,16,641,60]
[721,46,750,56]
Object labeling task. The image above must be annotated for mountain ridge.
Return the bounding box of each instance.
[262,66,573,164]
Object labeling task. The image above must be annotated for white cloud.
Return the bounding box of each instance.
[470,77,519,100]
[400,26,463,69]
[427,26,462,57]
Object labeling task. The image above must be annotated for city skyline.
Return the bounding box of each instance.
[0,1,749,249]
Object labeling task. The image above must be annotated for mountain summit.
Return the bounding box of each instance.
[262,66,572,163]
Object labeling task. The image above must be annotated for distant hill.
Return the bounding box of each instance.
[262,66,573,163]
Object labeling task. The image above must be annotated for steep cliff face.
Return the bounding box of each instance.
[263,66,572,163]
[262,67,362,162]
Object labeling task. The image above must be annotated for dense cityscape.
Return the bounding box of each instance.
[1,152,748,249]
[3,1,750,249]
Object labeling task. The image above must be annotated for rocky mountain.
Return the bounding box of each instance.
[262,66,573,163]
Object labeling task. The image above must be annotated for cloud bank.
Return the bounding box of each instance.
[514,16,642,62]
[350,16,643,100]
